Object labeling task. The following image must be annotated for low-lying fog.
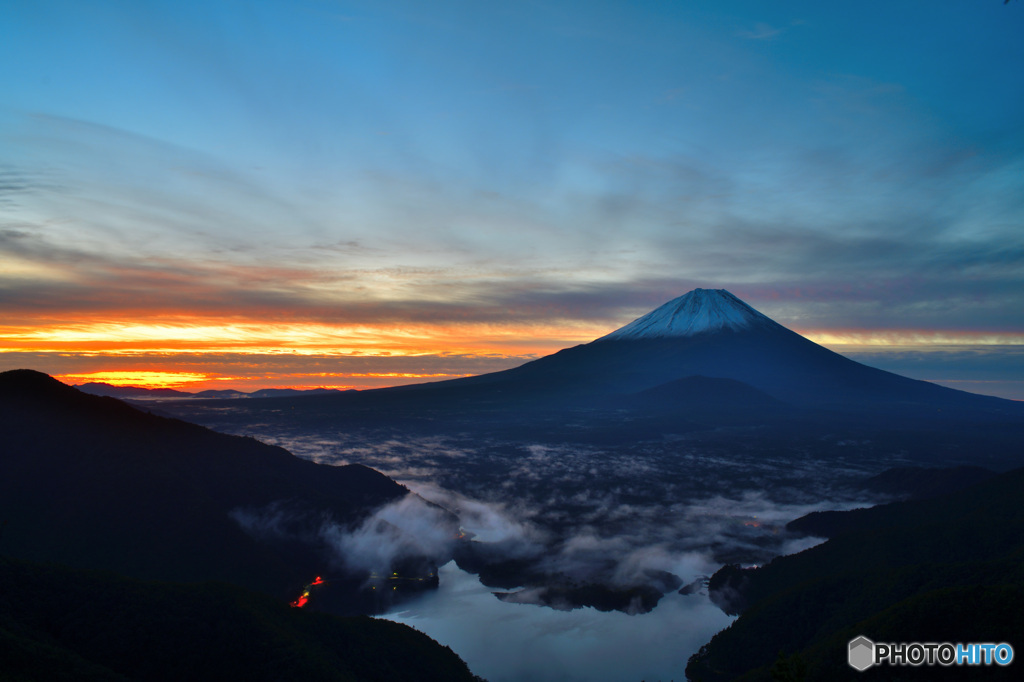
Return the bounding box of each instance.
[260,427,894,576]
[159,405,902,679]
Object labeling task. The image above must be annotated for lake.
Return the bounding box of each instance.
[382,561,735,682]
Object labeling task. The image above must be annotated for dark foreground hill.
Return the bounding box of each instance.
[687,466,1024,681]
[0,369,448,613]
[0,556,482,682]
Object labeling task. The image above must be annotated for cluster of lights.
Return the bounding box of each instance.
[289,576,326,608]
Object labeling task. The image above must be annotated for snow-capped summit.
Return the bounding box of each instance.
[375,287,1017,412]
[597,289,777,341]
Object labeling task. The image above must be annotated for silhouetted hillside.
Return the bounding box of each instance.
[859,464,996,501]
[0,556,483,682]
[786,465,998,539]
[687,467,1024,681]
[0,370,429,612]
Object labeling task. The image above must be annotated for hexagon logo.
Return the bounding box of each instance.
[848,636,875,671]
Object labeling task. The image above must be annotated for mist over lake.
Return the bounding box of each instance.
[383,562,734,682]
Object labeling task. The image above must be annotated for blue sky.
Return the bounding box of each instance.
[2,0,1023,395]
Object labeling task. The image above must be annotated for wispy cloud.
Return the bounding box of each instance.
[4,97,1023,339]
[1,2,1021,394]
[736,22,784,41]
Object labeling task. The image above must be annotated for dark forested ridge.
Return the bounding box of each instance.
[0,556,482,682]
[687,467,1024,681]
[0,370,436,605]
[0,370,482,680]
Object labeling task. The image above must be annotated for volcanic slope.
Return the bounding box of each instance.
[384,288,1019,415]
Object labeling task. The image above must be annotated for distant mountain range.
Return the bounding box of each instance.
[75,382,346,399]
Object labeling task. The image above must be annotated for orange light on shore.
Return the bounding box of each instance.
[290,576,327,608]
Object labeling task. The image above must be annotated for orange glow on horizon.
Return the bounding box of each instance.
[0,318,600,357]
[3,316,1020,356]
[803,330,1024,347]
[55,371,211,389]
[0,315,597,391]
[50,370,485,392]
[5,314,1022,394]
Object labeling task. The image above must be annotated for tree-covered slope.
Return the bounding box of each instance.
[687,467,1024,681]
[0,370,416,607]
[0,556,482,682]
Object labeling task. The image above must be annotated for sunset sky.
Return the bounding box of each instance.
[2,1,1022,397]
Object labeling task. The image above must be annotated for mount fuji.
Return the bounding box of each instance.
[389,288,1017,415]
[597,288,777,341]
